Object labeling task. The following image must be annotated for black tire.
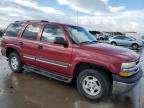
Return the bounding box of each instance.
[131,43,139,50]
[100,37,104,41]
[9,52,23,73]
[111,42,117,46]
[76,69,111,101]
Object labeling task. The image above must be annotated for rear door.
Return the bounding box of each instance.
[114,36,125,46]
[35,24,72,76]
[122,37,132,47]
[18,23,41,66]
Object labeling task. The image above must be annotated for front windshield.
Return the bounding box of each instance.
[66,25,97,44]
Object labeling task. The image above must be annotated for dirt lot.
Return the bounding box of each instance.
[0,41,144,108]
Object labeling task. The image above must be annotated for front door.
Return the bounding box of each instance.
[35,24,72,76]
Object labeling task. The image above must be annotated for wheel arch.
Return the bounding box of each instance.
[131,43,139,47]
[72,62,113,85]
[111,41,117,45]
[6,47,23,62]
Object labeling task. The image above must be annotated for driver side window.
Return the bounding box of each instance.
[41,25,66,43]
[123,37,131,40]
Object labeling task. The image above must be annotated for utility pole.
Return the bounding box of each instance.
[76,10,78,26]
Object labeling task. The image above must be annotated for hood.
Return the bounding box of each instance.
[135,39,143,42]
[83,43,139,60]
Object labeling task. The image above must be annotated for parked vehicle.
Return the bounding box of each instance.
[141,36,144,45]
[89,31,110,41]
[109,35,143,50]
[97,32,110,41]
[0,29,3,37]
[1,20,142,101]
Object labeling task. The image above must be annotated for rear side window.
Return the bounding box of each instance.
[5,23,23,37]
[123,37,131,40]
[22,24,40,40]
[114,36,124,39]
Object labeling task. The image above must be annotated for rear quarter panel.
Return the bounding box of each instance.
[1,36,24,61]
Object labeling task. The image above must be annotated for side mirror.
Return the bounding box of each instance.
[54,37,68,46]
[129,39,133,41]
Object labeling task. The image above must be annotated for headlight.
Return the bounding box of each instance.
[121,62,136,69]
[119,62,137,77]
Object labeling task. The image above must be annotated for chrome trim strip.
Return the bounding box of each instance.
[23,55,35,60]
[36,57,69,68]
[23,55,69,68]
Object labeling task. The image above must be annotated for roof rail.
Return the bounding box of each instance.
[15,20,49,23]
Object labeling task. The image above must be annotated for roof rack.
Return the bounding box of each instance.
[15,20,49,23]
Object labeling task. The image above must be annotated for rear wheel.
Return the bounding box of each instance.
[111,42,117,46]
[9,52,23,73]
[100,37,104,41]
[131,44,139,50]
[76,69,111,101]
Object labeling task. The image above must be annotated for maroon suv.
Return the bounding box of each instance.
[1,20,142,100]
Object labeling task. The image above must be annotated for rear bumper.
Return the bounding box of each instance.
[112,68,143,94]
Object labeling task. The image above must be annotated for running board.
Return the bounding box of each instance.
[23,65,72,83]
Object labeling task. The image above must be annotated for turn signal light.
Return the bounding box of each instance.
[119,71,129,77]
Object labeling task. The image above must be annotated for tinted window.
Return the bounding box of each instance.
[123,37,129,40]
[114,36,124,39]
[5,23,23,37]
[22,24,40,40]
[41,25,66,43]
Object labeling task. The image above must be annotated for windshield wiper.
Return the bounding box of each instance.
[79,41,92,44]
[79,40,97,44]
[90,40,98,43]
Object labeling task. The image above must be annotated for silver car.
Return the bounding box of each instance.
[109,35,143,50]
[141,36,144,45]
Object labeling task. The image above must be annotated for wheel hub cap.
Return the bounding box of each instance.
[82,76,101,96]
[133,45,137,49]
[11,57,18,70]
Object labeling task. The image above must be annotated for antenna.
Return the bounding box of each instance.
[76,10,78,26]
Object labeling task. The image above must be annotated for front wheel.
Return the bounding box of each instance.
[131,44,139,50]
[9,52,23,73]
[111,42,117,46]
[76,69,111,101]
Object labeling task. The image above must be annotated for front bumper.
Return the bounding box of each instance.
[112,68,143,94]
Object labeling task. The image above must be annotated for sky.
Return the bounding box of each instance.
[0,0,144,33]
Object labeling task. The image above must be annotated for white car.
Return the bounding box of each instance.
[141,36,144,45]
[109,35,143,50]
